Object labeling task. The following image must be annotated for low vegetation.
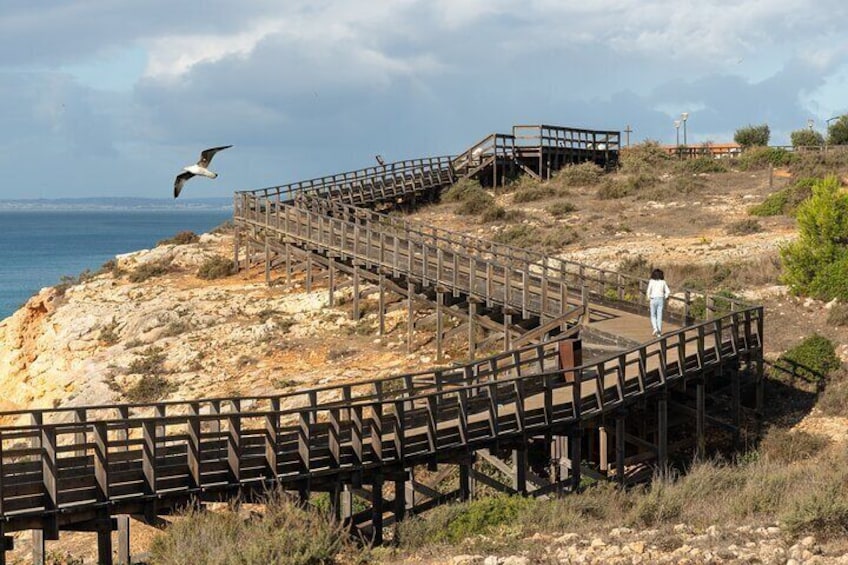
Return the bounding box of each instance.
[129,258,173,283]
[725,218,762,235]
[150,494,363,564]
[552,161,604,187]
[771,333,841,384]
[197,255,235,280]
[748,177,815,217]
[157,230,200,246]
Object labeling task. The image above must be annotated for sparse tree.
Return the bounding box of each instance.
[790,128,824,148]
[734,124,770,148]
[827,115,848,145]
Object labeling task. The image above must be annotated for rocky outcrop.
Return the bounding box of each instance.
[0,233,420,416]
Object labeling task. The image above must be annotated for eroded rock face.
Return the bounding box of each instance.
[0,234,420,415]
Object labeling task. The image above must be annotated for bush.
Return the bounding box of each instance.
[749,179,814,217]
[493,224,540,248]
[98,318,120,346]
[512,184,559,203]
[598,174,658,199]
[541,226,579,250]
[827,115,848,145]
[128,258,173,283]
[758,427,829,464]
[619,141,673,175]
[597,178,630,199]
[676,157,728,174]
[782,483,848,538]
[553,161,604,186]
[157,230,199,246]
[127,346,167,376]
[726,219,762,235]
[781,176,848,299]
[124,375,176,403]
[546,200,577,217]
[791,129,825,147]
[443,178,484,203]
[790,149,848,179]
[150,494,358,564]
[456,192,496,215]
[737,146,796,170]
[734,124,770,148]
[197,255,235,280]
[772,333,841,383]
[816,372,848,416]
[397,495,535,548]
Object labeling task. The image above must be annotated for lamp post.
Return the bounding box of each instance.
[681,112,689,146]
[807,119,814,131]
[674,120,681,147]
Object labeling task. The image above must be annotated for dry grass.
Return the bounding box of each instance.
[660,252,783,291]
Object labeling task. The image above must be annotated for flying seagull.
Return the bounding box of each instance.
[173,145,233,198]
[375,154,385,166]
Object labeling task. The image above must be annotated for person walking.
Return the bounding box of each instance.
[646,268,670,337]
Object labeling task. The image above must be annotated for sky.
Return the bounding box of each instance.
[1,0,847,200]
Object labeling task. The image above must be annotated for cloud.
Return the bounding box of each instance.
[2,0,848,198]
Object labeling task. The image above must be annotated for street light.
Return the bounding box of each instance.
[807,119,815,131]
[674,120,681,147]
[826,115,841,151]
[681,112,689,146]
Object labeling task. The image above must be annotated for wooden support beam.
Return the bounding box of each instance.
[371,474,384,545]
[436,290,444,363]
[379,275,386,336]
[468,299,477,360]
[117,515,131,565]
[616,414,626,485]
[696,382,706,460]
[407,281,415,353]
[32,530,45,565]
[658,394,668,468]
[97,518,114,565]
[569,427,582,492]
[599,425,609,473]
[512,449,527,495]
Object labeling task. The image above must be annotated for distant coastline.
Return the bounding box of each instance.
[0,197,232,211]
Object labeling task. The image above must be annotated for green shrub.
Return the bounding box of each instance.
[726,219,762,235]
[734,124,770,148]
[748,191,788,217]
[781,176,848,299]
[737,146,796,170]
[493,224,540,248]
[197,255,235,280]
[541,226,579,250]
[546,200,577,217]
[129,259,173,283]
[480,205,506,222]
[620,141,673,175]
[772,333,841,383]
[749,180,814,217]
[512,184,559,203]
[758,427,829,464]
[553,161,604,186]
[677,157,728,174]
[456,192,496,215]
[791,129,825,147]
[157,230,200,246]
[397,495,535,547]
[150,494,358,564]
[442,178,484,202]
[54,270,95,296]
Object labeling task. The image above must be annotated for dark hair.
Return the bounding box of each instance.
[651,268,664,280]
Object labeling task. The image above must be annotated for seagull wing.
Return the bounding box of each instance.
[198,145,233,168]
[174,171,195,198]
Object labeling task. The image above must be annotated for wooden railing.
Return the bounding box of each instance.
[0,308,761,523]
[451,133,516,177]
[512,124,621,151]
[234,156,454,205]
[247,192,753,324]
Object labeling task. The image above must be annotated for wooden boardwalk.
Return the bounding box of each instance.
[0,125,762,564]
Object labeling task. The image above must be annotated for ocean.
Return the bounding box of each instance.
[0,208,232,320]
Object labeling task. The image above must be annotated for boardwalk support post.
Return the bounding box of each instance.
[372,474,384,545]
[696,381,706,460]
[569,426,582,492]
[657,394,668,469]
[615,413,626,485]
